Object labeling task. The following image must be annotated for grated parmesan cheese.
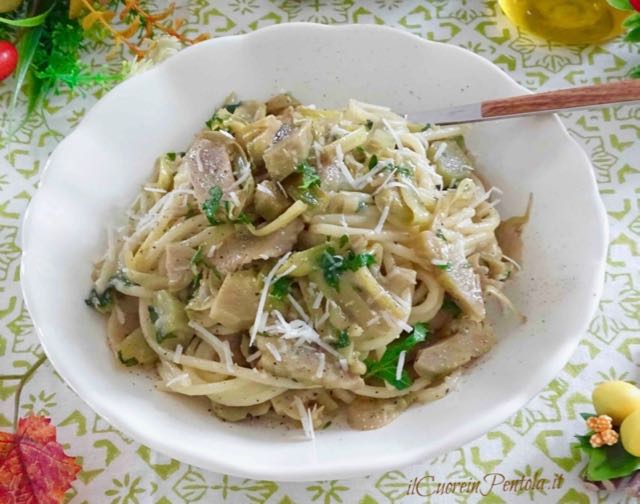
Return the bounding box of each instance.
[166,373,191,388]
[374,201,391,234]
[114,302,125,325]
[396,350,406,381]
[143,187,167,194]
[246,350,262,362]
[287,294,311,323]
[294,396,315,440]
[173,344,184,364]
[228,191,240,207]
[312,291,323,310]
[265,342,282,362]
[250,252,293,345]
[189,321,235,373]
[314,352,325,379]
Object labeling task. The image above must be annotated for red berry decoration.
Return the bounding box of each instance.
[0,40,18,81]
[631,0,640,12]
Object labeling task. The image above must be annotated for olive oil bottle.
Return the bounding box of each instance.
[498,0,628,44]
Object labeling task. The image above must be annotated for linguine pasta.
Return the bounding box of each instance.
[86,95,527,435]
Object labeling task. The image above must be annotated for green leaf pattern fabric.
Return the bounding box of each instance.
[0,1,638,502]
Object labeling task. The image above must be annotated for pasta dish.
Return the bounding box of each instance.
[86,95,527,435]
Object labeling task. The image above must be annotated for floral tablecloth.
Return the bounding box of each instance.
[1,1,639,503]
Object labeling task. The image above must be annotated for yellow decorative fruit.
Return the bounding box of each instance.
[620,409,640,457]
[592,381,640,425]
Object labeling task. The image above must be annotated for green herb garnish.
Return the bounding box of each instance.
[365,119,374,130]
[224,102,241,113]
[270,276,293,300]
[191,247,204,266]
[339,235,349,248]
[368,154,378,170]
[117,351,139,367]
[319,247,376,290]
[189,272,202,297]
[296,161,321,190]
[396,165,413,177]
[202,186,223,225]
[84,287,114,313]
[442,296,461,318]
[148,305,159,323]
[364,323,429,390]
[166,152,177,161]
[334,330,351,349]
[435,262,451,271]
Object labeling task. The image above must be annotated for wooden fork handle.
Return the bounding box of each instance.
[481,80,640,118]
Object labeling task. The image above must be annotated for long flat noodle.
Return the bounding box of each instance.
[138,299,319,390]
[167,377,284,406]
[248,200,308,236]
[352,377,433,398]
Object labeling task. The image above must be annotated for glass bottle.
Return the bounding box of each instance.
[498,0,628,44]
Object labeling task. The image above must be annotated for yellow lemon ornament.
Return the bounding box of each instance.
[620,409,640,457]
[592,381,640,425]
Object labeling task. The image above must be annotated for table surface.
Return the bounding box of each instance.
[1,1,638,503]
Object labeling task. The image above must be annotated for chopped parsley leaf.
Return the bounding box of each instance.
[148,305,159,323]
[270,276,293,300]
[202,186,224,225]
[365,119,374,130]
[224,102,241,113]
[436,262,451,271]
[117,351,138,367]
[364,323,429,389]
[368,154,378,170]
[296,161,321,190]
[334,330,350,349]
[435,229,448,243]
[343,250,376,271]
[166,151,185,161]
[442,296,461,318]
[339,235,349,248]
[189,272,202,296]
[84,288,114,314]
[396,165,413,177]
[319,247,376,291]
[355,146,366,156]
[191,247,204,266]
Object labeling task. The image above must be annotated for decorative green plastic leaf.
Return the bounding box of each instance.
[607,0,633,10]
[576,433,640,481]
[624,26,640,41]
[586,443,640,481]
[7,26,44,137]
[0,3,54,27]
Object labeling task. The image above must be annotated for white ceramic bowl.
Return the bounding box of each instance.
[21,23,607,481]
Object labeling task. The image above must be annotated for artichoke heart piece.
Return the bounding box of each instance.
[239,115,282,166]
[152,290,192,349]
[255,180,292,221]
[427,138,472,188]
[210,270,261,331]
[413,319,495,378]
[263,121,313,180]
[116,328,157,366]
[416,230,485,321]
